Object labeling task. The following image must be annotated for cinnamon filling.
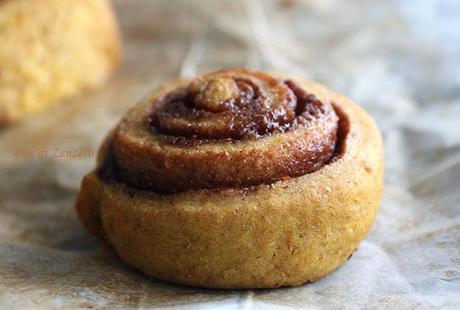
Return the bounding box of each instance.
[149,71,334,142]
[101,68,344,194]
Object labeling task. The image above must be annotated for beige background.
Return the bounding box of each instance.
[0,0,459,308]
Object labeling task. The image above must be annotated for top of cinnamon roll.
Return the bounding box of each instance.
[149,69,331,141]
[102,68,340,193]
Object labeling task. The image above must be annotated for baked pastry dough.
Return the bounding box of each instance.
[0,0,120,127]
[76,68,384,289]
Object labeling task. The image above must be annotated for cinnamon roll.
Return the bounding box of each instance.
[0,0,120,127]
[76,68,384,289]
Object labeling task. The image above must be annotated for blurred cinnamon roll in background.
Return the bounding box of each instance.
[0,0,121,127]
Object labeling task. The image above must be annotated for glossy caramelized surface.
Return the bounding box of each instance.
[103,68,340,193]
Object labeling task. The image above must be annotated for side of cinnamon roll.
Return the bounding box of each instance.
[76,68,384,289]
[0,0,120,127]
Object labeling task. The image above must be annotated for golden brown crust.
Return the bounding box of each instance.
[0,0,121,126]
[75,71,384,289]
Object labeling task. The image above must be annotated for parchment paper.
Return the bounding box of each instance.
[1,0,459,308]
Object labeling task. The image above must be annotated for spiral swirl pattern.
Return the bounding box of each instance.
[104,68,339,193]
[151,69,317,140]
